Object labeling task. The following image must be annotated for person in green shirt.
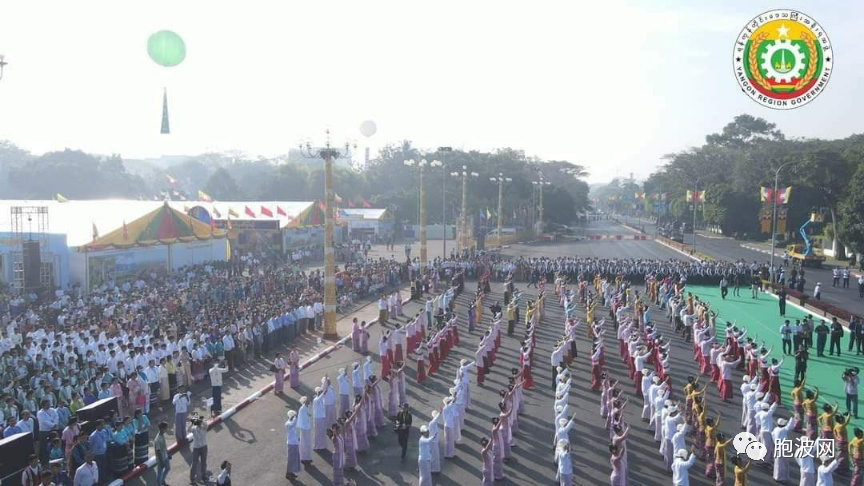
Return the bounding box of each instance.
[69,393,84,415]
[154,421,170,486]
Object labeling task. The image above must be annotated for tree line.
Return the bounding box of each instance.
[0,140,591,227]
[594,114,864,258]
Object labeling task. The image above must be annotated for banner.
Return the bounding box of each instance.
[759,186,792,204]
[685,190,705,203]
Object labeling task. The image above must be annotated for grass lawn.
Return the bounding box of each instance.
[689,285,861,425]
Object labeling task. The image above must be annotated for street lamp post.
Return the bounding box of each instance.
[770,161,794,282]
[437,147,453,257]
[405,159,441,266]
[451,167,478,253]
[490,174,512,248]
[692,178,700,256]
[532,178,551,237]
[300,131,354,341]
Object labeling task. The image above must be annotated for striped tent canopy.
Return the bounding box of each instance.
[283,201,327,229]
[83,202,227,250]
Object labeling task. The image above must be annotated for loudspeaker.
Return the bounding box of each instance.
[22,240,41,291]
[77,396,118,428]
[0,431,35,486]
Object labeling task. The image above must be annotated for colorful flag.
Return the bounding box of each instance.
[319,201,326,212]
[486,208,492,220]
[166,174,177,185]
[760,187,773,202]
[55,193,69,203]
[228,208,239,218]
[634,192,645,200]
[362,198,372,209]
[276,206,287,217]
[197,190,213,202]
[260,206,273,217]
[334,193,343,204]
[686,190,706,203]
[212,207,222,218]
[92,223,99,241]
[244,206,256,218]
[661,193,668,201]
[776,186,792,204]
[348,199,356,208]
[122,221,129,241]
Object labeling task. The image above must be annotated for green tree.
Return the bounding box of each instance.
[837,164,864,259]
[204,167,245,200]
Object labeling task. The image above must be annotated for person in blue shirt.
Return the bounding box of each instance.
[55,401,71,429]
[82,387,97,406]
[89,419,111,478]
[70,432,91,474]
[132,410,150,433]
[3,416,22,437]
[98,382,112,400]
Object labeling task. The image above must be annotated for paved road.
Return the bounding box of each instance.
[124,222,830,485]
[622,216,864,317]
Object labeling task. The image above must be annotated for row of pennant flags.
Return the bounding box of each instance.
[608,187,792,205]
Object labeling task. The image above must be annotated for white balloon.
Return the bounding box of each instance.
[359,120,377,138]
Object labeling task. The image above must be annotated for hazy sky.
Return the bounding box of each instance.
[1,1,862,183]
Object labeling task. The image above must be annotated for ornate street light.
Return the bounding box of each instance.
[532,178,551,236]
[404,159,441,265]
[299,130,355,340]
[489,174,512,248]
[450,167,479,253]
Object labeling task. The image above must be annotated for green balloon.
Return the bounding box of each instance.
[147,30,186,67]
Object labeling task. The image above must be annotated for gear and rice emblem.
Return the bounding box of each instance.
[733,10,833,109]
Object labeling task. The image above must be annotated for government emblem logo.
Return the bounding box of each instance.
[733,10,833,109]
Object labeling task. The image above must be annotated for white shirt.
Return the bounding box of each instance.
[555,448,573,475]
[217,470,231,485]
[418,434,435,461]
[297,404,311,430]
[284,417,299,445]
[797,455,815,473]
[817,459,840,485]
[209,366,225,387]
[37,408,59,431]
[173,393,190,414]
[73,462,99,486]
[191,425,207,449]
[312,395,326,418]
[671,454,696,486]
[337,374,350,395]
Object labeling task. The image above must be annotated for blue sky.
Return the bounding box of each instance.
[0,1,861,182]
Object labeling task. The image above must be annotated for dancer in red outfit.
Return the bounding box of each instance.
[428,339,439,376]
[393,324,405,364]
[416,343,428,384]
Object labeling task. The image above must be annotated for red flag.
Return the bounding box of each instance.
[122,221,129,240]
[276,206,287,216]
[245,206,256,218]
[348,199,356,208]
[362,198,372,209]
[260,206,273,217]
[319,201,326,211]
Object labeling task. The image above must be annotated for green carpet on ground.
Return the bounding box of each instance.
[688,285,862,426]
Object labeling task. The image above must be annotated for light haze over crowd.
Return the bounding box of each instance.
[1,0,862,182]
